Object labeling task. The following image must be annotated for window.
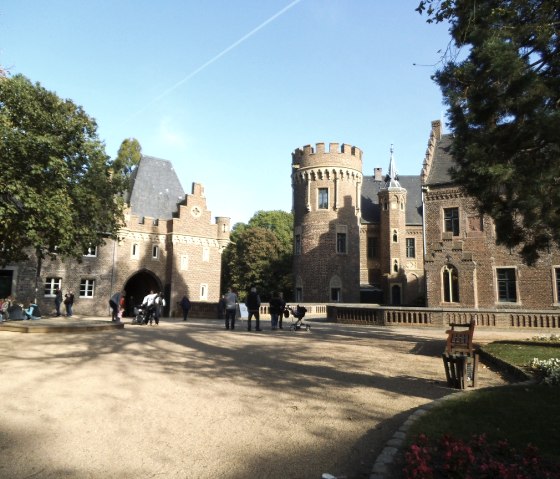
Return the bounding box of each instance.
[202,247,210,262]
[497,268,517,303]
[180,255,189,271]
[443,265,459,303]
[152,245,159,259]
[200,283,208,300]
[80,279,95,298]
[336,233,347,254]
[555,268,560,303]
[393,230,398,243]
[295,234,301,255]
[393,259,399,273]
[83,245,97,257]
[406,238,416,258]
[444,207,460,236]
[367,237,378,259]
[318,188,329,209]
[331,288,340,302]
[44,277,62,296]
[132,244,139,258]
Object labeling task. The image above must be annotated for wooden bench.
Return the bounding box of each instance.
[442,320,478,389]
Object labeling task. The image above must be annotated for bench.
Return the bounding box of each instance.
[442,320,478,389]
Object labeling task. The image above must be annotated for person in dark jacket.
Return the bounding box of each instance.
[269,291,283,330]
[180,295,191,321]
[246,286,261,331]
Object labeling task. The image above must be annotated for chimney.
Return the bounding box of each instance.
[374,167,383,182]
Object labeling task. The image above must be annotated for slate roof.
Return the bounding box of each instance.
[424,134,457,186]
[127,156,185,220]
[361,174,423,225]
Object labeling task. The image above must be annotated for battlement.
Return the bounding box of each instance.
[292,142,363,170]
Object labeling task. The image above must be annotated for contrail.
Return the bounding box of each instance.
[127,0,303,121]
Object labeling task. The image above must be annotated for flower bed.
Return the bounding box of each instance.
[403,433,560,478]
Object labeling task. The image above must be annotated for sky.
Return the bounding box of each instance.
[1,0,451,226]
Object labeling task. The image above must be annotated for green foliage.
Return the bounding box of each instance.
[0,74,129,266]
[221,210,293,300]
[114,138,142,176]
[418,0,560,264]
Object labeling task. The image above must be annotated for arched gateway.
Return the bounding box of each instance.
[122,269,162,317]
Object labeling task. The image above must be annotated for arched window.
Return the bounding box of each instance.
[443,265,460,303]
[393,259,399,273]
[393,229,398,243]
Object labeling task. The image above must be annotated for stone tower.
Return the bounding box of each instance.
[291,143,363,302]
[378,146,408,305]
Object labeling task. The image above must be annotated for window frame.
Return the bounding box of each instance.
[80,279,95,298]
[444,207,460,236]
[44,277,62,297]
[83,245,98,257]
[318,187,329,210]
[367,237,378,259]
[406,238,416,258]
[496,267,518,303]
[442,265,459,303]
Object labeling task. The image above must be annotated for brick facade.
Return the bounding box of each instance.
[292,143,425,305]
[423,120,560,309]
[1,157,230,317]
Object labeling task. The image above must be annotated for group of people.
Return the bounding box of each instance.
[109,290,189,325]
[53,288,74,317]
[220,287,286,331]
[0,296,42,321]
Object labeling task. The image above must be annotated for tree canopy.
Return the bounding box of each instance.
[0,74,130,266]
[418,0,560,264]
[221,210,293,301]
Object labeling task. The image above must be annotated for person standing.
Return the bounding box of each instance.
[223,288,238,330]
[246,286,261,331]
[141,290,158,325]
[269,291,283,330]
[54,287,63,317]
[278,292,286,329]
[64,291,74,317]
[153,292,165,325]
[180,295,191,321]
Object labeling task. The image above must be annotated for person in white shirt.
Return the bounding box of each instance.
[141,290,158,325]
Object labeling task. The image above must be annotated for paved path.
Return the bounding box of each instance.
[0,317,536,478]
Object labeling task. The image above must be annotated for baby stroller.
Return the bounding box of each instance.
[132,305,150,325]
[286,305,310,332]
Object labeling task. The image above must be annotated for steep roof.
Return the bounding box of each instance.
[127,156,185,220]
[424,134,457,186]
[361,174,423,225]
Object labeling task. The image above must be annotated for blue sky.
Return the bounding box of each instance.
[2,0,451,226]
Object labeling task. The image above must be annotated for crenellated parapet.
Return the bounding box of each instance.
[292,166,362,185]
[292,142,363,172]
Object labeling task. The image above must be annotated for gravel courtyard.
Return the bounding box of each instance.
[0,317,526,478]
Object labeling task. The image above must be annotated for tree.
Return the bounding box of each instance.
[221,210,294,300]
[418,0,560,264]
[0,74,130,267]
[114,138,142,176]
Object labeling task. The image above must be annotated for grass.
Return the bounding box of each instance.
[404,341,560,462]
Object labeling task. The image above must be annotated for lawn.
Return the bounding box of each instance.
[401,339,560,472]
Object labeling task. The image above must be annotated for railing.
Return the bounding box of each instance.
[327,305,560,330]
[178,301,560,330]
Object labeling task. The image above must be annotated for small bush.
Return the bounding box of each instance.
[529,358,560,385]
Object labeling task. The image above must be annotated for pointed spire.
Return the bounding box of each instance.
[384,144,402,189]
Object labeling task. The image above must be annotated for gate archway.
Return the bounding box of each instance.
[122,269,162,316]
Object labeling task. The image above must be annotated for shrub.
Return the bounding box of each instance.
[529,358,560,386]
[403,433,560,479]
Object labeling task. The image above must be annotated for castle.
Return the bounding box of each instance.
[292,120,560,310]
[0,156,230,316]
[291,142,424,305]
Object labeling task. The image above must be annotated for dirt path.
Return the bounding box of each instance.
[0,318,532,478]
